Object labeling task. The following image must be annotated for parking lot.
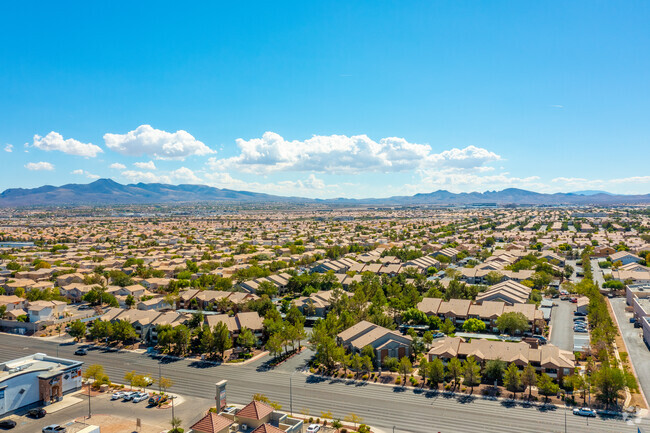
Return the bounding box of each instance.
[1,388,215,433]
[549,298,590,352]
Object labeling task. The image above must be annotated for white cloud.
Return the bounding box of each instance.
[170,167,202,184]
[25,161,54,171]
[33,132,103,157]
[204,172,331,196]
[120,170,170,184]
[207,132,500,175]
[109,162,126,170]
[104,125,214,160]
[71,169,100,179]
[4,144,13,153]
[134,161,156,170]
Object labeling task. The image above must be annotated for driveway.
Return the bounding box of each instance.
[610,298,650,406]
[589,258,607,287]
[550,299,575,351]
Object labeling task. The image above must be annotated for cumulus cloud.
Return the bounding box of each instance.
[170,167,202,184]
[25,161,54,171]
[120,170,169,184]
[134,161,156,170]
[207,132,500,174]
[204,172,330,195]
[71,169,100,179]
[4,144,13,153]
[109,162,126,170]
[33,132,103,157]
[104,125,214,160]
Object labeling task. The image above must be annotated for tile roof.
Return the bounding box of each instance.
[189,412,234,433]
[251,424,285,433]
[237,400,274,420]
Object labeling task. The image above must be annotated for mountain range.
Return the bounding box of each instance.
[1,179,649,207]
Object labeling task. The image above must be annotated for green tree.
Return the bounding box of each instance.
[462,356,481,393]
[593,365,627,408]
[521,364,538,400]
[89,320,113,341]
[68,320,87,341]
[213,322,233,359]
[125,294,136,308]
[237,327,256,353]
[398,357,413,383]
[537,373,559,403]
[447,357,462,389]
[485,271,504,285]
[462,318,486,333]
[256,281,278,297]
[483,358,505,385]
[440,318,456,335]
[112,320,137,344]
[496,312,530,335]
[503,363,521,399]
[427,358,445,388]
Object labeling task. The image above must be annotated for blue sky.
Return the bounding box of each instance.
[1,1,649,198]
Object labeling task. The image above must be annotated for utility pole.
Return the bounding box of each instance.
[87,379,92,419]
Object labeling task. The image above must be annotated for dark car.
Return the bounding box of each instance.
[74,348,87,356]
[28,408,46,418]
[0,419,17,429]
[574,311,587,317]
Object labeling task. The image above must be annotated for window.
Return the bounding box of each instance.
[0,389,5,399]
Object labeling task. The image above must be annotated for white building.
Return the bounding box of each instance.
[0,353,83,416]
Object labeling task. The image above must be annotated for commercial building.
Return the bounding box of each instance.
[0,353,83,416]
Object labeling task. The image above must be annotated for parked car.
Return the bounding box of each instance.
[574,311,587,317]
[532,335,547,344]
[42,425,67,433]
[74,348,87,356]
[574,327,588,333]
[306,425,321,433]
[143,376,153,386]
[148,395,162,405]
[570,297,578,303]
[573,317,586,322]
[111,391,126,400]
[133,392,149,403]
[28,408,46,418]
[0,419,16,429]
[122,392,138,401]
[573,407,597,417]
[431,332,445,339]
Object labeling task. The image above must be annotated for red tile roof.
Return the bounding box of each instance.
[237,400,274,420]
[189,412,234,433]
[251,424,286,433]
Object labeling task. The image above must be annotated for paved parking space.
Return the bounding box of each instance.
[610,298,650,406]
[549,299,575,351]
[3,390,215,433]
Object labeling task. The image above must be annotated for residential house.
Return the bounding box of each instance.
[337,320,412,365]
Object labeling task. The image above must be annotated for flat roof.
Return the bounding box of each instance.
[0,353,83,384]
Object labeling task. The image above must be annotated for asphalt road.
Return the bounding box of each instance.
[610,298,650,407]
[0,334,648,433]
[550,300,575,352]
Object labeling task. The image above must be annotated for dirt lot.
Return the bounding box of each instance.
[74,414,167,433]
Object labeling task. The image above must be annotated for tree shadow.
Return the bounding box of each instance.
[393,386,407,393]
[188,360,219,368]
[457,394,477,404]
[305,375,327,384]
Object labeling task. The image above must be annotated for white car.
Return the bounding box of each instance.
[42,425,67,433]
[122,391,138,401]
[573,407,597,417]
[306,424,321,433]
[111,391,126,400]
[132,392,149,403]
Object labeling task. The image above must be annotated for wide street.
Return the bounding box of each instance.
[610,297,650,407]
[0,334,647,433]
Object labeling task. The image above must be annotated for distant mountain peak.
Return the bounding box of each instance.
[0,180,648,207]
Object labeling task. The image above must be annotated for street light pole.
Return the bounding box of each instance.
[87,379,92,419]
